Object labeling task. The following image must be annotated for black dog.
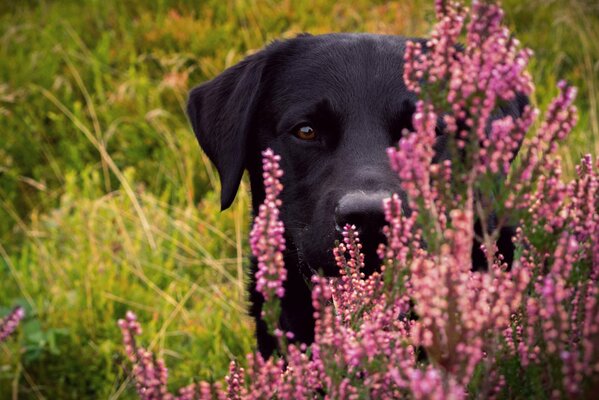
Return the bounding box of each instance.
[186,33,526,358]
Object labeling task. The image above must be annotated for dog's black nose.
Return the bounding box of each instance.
[335,191,388,236]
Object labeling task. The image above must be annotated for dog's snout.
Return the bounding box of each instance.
[335,191,388,235]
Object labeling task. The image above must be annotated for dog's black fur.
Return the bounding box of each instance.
[187,33,527,358]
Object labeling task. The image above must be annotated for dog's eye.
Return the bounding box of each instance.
[295,126,317,141]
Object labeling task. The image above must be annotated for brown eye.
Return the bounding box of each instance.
[295,126,316,141]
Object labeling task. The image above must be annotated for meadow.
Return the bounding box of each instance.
[0,0,598,398]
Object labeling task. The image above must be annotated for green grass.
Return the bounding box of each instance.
[0,0,597,398]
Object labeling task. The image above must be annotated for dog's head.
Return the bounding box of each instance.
[187,33,526,277]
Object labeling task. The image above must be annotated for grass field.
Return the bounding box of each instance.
[0,0,597,398]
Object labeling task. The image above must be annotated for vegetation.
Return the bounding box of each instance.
[0,0,597,398]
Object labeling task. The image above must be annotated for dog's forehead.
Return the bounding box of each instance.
[265,34,415,109]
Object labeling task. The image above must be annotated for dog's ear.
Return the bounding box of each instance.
[187,51,266,210]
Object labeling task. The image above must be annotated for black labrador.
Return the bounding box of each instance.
[186,33,526,358]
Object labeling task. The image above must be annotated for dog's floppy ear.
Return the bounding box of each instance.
[187,51,267,210]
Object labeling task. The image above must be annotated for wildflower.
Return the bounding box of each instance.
[225,361,245,400]
[0,306,24,343]
[249,148,287,301]
[118,311,171,400]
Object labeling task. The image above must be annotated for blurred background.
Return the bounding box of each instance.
[0,0,597,398]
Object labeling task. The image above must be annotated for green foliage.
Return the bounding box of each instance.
[1,169,253,398]
[0,0,597,398]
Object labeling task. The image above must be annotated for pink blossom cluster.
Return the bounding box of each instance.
[118,0,598,398]
[510,81,578,193]
[387,101,455,239]
[0,306,24,343]
[310,227,466,399]
[118,311,227,400]
[249,148,287,301]
[408,208,530,388]
[387,102,438,210]
[118,311,170,400]
[404,0,534,178]
[503,154,599,397]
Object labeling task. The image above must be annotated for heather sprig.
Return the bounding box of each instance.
[378,193,420,299]
[505,154,599,397]
[118,311,171,400]
[0,306,24,343]
[400,0,540,274]
[249,148,288,340]
[118,311,228,400]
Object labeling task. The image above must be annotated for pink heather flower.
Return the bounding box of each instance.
[0,306,24,343]
[405,0,534,180]
[387,101,438,212]
[408,367,465,400]
[379,193,419,272]
[330,224,389,326]
[408,208,530,386]
[225,361,245,400]
[244,353,285,399]
[506,155,598,396]
[118,311,171,400]
[570,154,598,260]
[250,148,287,301]
[275,344,321,399]
[526,158,569,233]
[118,311,221,400]
[513,81,578,187]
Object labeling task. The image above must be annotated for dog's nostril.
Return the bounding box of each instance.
[335,191,388,237]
